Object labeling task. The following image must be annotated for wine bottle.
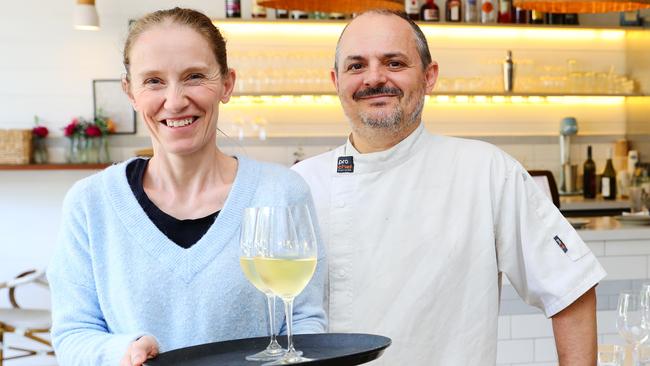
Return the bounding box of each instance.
[480,0,497,23]
[601,148,617,200]
[446,0,462,22]
[251,0,267,18]
[329,12,347,20]
[564,13,579,25]
[583,145,597,199]
[225,0,241,18]
[514,7,529,23]
[405,0,421,20]
[290,10,309,19]
[464,0,478,22]
[275,8,289,18]
[546,13,566,25]
[530,10,544,24]
[497,0,512,23]
[421,0,440,22]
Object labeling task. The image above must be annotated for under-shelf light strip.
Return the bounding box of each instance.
[228,95,626,106]
[216,22,625,42]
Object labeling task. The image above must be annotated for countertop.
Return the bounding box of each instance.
[561,196,631,210]
[574,216,650,241]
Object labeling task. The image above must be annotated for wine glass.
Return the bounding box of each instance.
[617,291,650,366]
[239,207,285,361]
[254,205,318,365]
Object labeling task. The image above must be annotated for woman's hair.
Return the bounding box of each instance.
[123,7,228,80]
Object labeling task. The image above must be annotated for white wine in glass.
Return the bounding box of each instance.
[239,207,285,362]
[253,257,317,298]
[254,205,318,366]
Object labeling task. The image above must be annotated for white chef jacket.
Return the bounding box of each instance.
[292,123,606,365]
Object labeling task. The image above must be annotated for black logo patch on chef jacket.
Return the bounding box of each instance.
[337,156,354,173]
[553,235,568,253]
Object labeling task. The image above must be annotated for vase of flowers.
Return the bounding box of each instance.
[94,113,116,163]
[64,115,116,164]
[64,118,82,163]
[84,123,102,163]
[32,116,49,164]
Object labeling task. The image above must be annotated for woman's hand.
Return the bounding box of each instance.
[120,335,159,366]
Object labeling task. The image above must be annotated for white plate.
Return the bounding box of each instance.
[614,215,650,225]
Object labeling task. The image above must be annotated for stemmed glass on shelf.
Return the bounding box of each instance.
[617,290,650,365]
[239,207,285,361]
[254,205,318,365]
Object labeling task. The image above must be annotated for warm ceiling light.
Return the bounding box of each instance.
[257,0,403,13]
[74,0,99,31]
[513,0,650,13]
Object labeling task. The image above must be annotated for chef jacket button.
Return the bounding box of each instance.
[335,200,345,208]
[338,269,346,278]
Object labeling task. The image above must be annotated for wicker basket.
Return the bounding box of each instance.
[0,129,32,164]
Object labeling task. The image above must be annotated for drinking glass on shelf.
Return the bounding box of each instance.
[239,207,285,361]
[617,291,650,366]
[254,205,318,365]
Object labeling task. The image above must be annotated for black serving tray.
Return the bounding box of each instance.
[145,333,391,366]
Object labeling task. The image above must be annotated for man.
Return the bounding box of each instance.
[292,9,606,365]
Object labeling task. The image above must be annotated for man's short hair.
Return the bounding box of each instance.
[334,9,433,73]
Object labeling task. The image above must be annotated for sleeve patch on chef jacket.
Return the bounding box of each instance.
[553,235,568,253]
[337,156,354,173]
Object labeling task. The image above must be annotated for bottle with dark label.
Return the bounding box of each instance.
[464,0,478,22]
[602,148,617,200]
[251,0,267,18]
[446,0,462,22]
[225,0,241,18]
[530,10,544,24]
[421,0,440,21]
[480,0,497,23]
[497,0,512,23]
[275,8,289,18]
[405,0,421,20]
[583,145,597,199]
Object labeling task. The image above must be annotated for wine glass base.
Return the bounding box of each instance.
[245,348,286,361]
[262,355,312,365]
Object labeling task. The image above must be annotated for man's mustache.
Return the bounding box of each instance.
[353,86,404,100]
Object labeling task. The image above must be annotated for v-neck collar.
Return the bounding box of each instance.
[104,155,259,283]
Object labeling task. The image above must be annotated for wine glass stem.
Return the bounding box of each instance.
[284,297,297,355]
[633,343,640,366]
[266,294,277,343]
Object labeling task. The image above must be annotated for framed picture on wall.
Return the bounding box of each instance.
[93,79,137,134]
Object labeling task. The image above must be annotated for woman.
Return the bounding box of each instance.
[47,8,326,366]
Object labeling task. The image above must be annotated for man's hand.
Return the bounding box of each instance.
[120,335,159,366]
[552,286,598,366]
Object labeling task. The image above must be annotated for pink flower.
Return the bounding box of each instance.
[85,125,102,137]
[32,126,49,138]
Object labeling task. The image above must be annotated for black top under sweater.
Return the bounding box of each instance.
[126,158,219,249]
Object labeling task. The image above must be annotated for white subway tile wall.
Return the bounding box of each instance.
[497,339,535,364]
[597,256,648,280]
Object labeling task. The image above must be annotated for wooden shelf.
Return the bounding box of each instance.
[0,163,111,171]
